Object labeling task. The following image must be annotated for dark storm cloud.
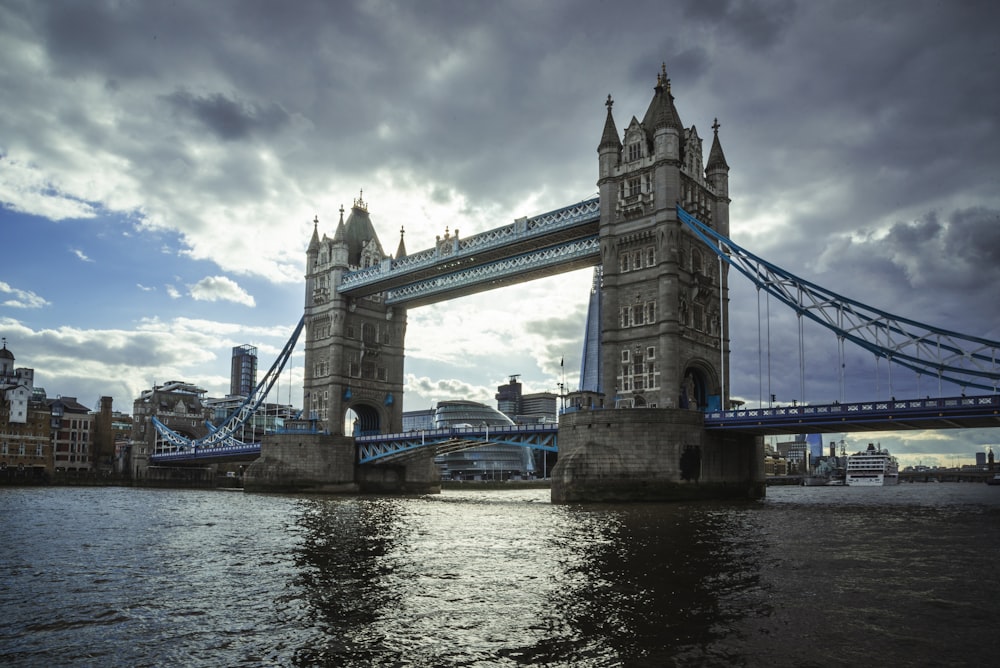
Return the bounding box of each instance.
[941,208,1000,271]
[164,91,290,141]
[680,0,797,51]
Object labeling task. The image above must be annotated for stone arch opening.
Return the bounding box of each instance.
[344,403,381,436]
[680,363,715,411]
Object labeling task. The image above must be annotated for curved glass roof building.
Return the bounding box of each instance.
[432,401,535,480]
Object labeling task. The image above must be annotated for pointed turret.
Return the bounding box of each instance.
[643,64,684,135]
[706,118,730,195]
[647,65,683,164]
[597,94,622,222]
[330,205,349,267]
[706,117,729,173]
[341,191,386,267]
[598,94,622,154]
[395,226,407,259]
[706,118,731,237]
[308,215,321,253]
[332,205,347,243]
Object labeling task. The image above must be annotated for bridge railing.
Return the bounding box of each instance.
[706,394,999,423]
[150,441,262,462]
[356,423,559,443]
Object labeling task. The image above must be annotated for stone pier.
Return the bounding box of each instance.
[243,432,440,495]
[550,409,764,503]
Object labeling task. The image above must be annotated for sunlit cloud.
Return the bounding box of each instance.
[187,276,255,307]
[0,281,50,309]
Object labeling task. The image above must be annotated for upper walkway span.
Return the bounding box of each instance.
[337,198,600,307]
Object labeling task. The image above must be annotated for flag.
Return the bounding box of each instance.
[560,357,564,367]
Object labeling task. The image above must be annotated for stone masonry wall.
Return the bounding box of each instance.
[551,408,764,503]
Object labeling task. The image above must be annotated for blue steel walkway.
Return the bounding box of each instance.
[149,395,1000,465]
[705,394,1000,435]
[356,423,559,464]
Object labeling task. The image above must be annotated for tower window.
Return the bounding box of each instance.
[627,177,641,197]
[628,142,641,162]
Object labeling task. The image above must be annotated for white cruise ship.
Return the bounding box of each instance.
[846,443,899,486]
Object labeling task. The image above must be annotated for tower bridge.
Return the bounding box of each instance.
[150,65,1000,501]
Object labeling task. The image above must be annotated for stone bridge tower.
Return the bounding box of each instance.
[302,193,407,437]
[597,66,732,412]
[247,195,436,495]
[552,67,763,503]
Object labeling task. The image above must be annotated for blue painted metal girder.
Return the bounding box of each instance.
[677,205,1000,393]
[150,316,305,458]
[357,424,559,464]
[382,236,600,307]
[705,394,1000,434]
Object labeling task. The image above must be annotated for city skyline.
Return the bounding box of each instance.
[2,1,998,468]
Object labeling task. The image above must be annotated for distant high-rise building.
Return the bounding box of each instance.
[579,266,603,394]
[495,374,522,418]
[519,393,557,421]
[230,345,257,397]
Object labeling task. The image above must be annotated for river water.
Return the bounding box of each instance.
[1,483,998,667]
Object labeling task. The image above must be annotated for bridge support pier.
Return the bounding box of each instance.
[551,409,765,503]
[243,433,440,495]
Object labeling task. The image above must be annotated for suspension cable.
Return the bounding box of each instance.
[767,289,772,406]
[798,310,805,404]
[757,286,763,408]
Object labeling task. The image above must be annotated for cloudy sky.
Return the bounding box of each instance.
[2,0,998,467]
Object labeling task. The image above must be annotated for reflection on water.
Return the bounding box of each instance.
[288,498,411,665]
[1,485,998,666]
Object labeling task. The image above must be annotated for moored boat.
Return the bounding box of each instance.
[846,443,899,486]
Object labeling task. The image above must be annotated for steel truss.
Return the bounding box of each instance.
[340,198,600,292]
[677,205,1000,393]
[151,317,306,453]
[357,424,559,464]
[383,237,600,305]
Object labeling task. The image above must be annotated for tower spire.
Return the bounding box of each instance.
[395,225,407,259]
[308,214,320,253]
[598,94,622,152]
[706,117,729,172]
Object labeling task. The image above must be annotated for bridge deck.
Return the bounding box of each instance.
[148,395,998,464]
[705,394,1000,435]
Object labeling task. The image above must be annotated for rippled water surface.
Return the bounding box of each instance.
[2,484,998,666]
